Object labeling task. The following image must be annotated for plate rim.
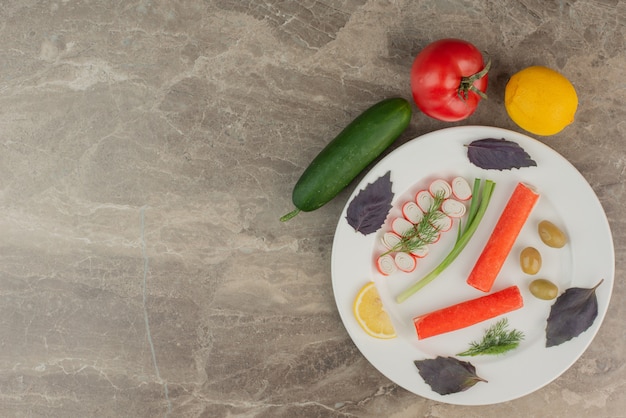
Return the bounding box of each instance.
[330,125,615,405]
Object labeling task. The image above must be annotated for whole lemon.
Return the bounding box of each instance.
[504,66,578,136]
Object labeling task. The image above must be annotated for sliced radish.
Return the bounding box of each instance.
[394,252,417,273]
[430,211,453,232]
[410,245,429,258]
[376,254,397,276]
[391,217,414,236]
[442,198,467,218]
[451,176,472,201]
[416,190,434,212]
[429,179,452,199]
[402,201,423,224]
[381,232,401,250]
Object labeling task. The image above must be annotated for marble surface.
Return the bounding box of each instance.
[0,0,624,417]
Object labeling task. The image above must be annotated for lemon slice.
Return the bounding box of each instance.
[353,282,396,339]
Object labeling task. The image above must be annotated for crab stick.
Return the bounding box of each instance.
[410,245,429,258]
[413,285,524,339]
[467,182,539,292]
[376,254,397,276]
[402,201,423,224]
[381,232,401,250]
[441,198,466,218]
[429,179,452,199]
[416,190,434,212]
[451,176,472,201]
[429,211,453,232]
[391,217,414,236]
[394,252,417,272]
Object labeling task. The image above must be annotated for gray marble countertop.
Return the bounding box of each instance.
[1,1,624,417]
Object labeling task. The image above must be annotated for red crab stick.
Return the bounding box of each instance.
[413,285,524,339]
[467,182,539,292]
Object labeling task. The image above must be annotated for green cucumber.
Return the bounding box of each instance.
[281,97,412,221]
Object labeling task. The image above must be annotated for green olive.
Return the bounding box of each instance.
[520,246,542,275]
[538,220,567,248]
[529,278,558,300]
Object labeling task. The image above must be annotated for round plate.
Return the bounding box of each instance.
[331,126,614,405]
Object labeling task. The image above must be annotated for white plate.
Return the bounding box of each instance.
[331,126,614,405]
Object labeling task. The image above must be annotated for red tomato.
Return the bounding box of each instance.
[410,39,489,122]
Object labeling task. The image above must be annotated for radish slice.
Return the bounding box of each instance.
[442,198,466,218]
[416,190,434,212]
[391,217,414,236]
[410,245,429,258]
[402,201,423,224]
[376,254,397,276]
[381,232,401,250]
[430,211,453,232]
[429,179,452,199]
[394,252,417,273]
[452,176,472,201]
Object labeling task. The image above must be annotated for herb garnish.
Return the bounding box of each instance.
[546,279,603,347]
[381,191,446,256]
[467,138,537,170]
[457,318,524,356]
[414,356,487,395]
[345,171,394,235]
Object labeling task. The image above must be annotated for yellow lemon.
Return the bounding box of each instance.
[353,282,396,339]
[505,66,578,136]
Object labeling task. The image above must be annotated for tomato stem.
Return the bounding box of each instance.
[458,58,491,101]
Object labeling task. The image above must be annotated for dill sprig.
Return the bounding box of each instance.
[382,191,446,256]
[457,318,524,356]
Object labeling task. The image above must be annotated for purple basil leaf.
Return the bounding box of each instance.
[414,356,487,395]
[346,171,393,235]
[467,138,537,170]
[546,280,603,347]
